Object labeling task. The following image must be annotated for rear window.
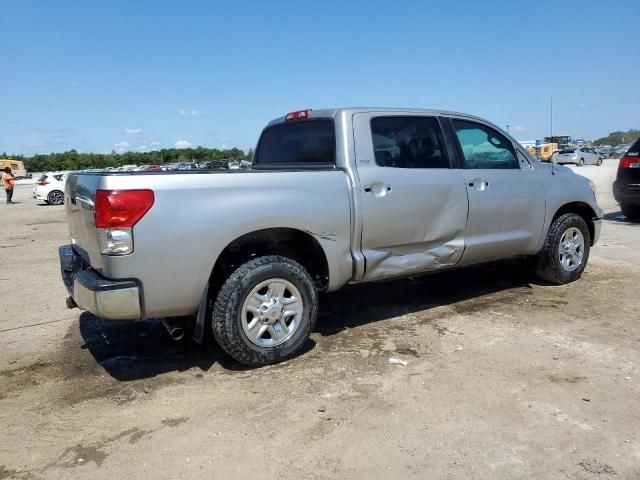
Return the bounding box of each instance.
[53,174,64,181]
[37,174,48,182]
[560,149,576,154]
[628,137,640,156]
[254,119,335,167]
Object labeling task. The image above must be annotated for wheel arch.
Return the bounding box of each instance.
[210,227,331,295]
[551,202,597,246]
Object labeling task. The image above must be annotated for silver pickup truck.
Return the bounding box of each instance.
[60,108,602,366]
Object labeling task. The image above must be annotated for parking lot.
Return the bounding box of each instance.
[1,159,639,479]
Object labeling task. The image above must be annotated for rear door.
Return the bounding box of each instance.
[353,113,469,281]
[446,117,546,265]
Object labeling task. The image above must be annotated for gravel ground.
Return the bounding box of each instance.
[1,159,639,479]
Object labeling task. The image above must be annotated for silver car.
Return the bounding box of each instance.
[556,147,603,166]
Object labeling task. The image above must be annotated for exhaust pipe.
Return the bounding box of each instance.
[162,317,185,341]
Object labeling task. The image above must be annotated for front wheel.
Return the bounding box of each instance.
[577,158,585,167]
[212,255,318,366]
[597,157,603,166]
[535,213,590,284]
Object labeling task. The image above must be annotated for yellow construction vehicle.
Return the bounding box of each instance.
[527,143,558,162]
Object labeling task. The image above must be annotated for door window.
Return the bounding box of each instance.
[452,120,519,169]
[370,116,450,168]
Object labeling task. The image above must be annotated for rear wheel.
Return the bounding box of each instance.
[47,190,64,205]
[535,213,590,284]
[597,157,603,166]
[578,158,585,167]
[211,255,318,366]
[621,203,640,221]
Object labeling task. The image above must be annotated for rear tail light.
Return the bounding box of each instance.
[285,109,312,121]
[95,190,154,255]
[37,180,49,185]
[619,155,640,169]
[95,189,154,228]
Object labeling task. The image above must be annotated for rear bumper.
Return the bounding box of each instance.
[614,181,640,206]
[59,245,141,320]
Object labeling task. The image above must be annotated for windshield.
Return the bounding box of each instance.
[254,120,335,167]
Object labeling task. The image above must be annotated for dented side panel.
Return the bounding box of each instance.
[352,112,469,281]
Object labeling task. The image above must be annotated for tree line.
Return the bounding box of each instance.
[3,146,250,172]
[593,129,640,146]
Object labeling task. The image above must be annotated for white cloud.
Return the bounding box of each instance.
[124,128,142,135]
[137,145,148,151]
[174,140,192,148]
[178,109,201,117]
[513,125,526,132]
[114,141,129,149]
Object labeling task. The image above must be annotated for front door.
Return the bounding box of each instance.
[447,118,546,265]
[353,113,469,281]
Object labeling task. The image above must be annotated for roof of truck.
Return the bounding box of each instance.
[266,107,492,127]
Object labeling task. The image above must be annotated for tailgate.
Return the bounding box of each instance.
[65,174,104,270]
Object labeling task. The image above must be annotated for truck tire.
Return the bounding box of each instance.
[535,213,590,284]
[211,255,318,366]
[550,152,559,164]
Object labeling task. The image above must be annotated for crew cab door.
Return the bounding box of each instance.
[353,113,469,281]
[445,117,546,265]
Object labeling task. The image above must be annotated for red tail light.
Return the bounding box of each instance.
[285,109,312,121]
[37,180,49,185]
[95,190,154,228]
[619,156,640,169]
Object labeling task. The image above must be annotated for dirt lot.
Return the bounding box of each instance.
[1,159,639,479]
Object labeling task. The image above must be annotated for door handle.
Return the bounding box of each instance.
[364,182,392,197]
[468,178,489,191]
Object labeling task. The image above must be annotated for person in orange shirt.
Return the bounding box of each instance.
[2,167,16,204]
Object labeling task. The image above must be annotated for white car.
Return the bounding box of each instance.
[33,172,68,205]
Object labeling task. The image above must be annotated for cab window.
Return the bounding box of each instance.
[254,119,335,167]
[370,116,449,168]
[452,120,519,169]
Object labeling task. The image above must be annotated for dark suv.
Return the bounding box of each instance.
[614,137,640,220]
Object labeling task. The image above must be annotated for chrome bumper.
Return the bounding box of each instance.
[59,245,141,320]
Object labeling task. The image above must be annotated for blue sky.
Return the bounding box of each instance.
[1,0,638,155]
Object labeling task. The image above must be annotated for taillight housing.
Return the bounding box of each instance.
[95,190,154,255]
[37,180,49,185]
[619,155,640,169]
[95,190,154,228]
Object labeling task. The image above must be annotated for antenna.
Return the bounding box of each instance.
[550,96,553,138]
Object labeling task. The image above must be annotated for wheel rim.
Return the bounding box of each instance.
[49,191,63,204]
[558,227,585,272]
[241,278,304,347]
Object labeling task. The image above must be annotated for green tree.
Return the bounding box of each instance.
[594,129,640,146]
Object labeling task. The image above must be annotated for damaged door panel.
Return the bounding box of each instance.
[353,113,469,281]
